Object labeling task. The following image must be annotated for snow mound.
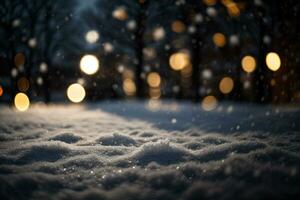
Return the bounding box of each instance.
[49,133,82,144]
[128,140,194,165]
[96,133,137,146]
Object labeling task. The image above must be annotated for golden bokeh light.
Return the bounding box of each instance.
[112,7,128,21]
[149,87,161,99]
[123,78,136,96]
[171,20,186,33]
[201,95,218,111]
[219,77,234,94]
[213,33,226,47]
[14,93,30,111]
[85,30,99,43]
[80,55,99,75]
[67,83,86,103]
[169,52,190,71]
[0,85,3,97]
[147,72,161,88]
[17,77,30,92]
[203,0,217,6]
[241,55,256,73]
[266,52,281,71]
[14,53,25,67]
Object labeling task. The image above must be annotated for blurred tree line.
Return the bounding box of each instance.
[0,0,299,104]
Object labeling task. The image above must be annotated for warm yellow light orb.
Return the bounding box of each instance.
[242,55,256,73]
[112,7,128,21]
[147,72,161,88]
[201,95,218,111]
[213,33,226,47]
[67,83,86,103]
[14,93,30,111]
[266,52,281,71]
[219,77,234,94]
[85,30,99,43]
[169,52,189,71]
[80,55,99,75]
[123,78,136,96]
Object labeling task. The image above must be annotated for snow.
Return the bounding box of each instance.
[0,101,299,200]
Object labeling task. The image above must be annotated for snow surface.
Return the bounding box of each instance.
[0,101,300,200]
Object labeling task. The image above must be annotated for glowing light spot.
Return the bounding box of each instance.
[201,95,218,111]
[85,30,99,44]
[28,38,37,48]
[149,87,161,99]
[169,52,190,71]
[219,77,234,94]
[112,7,128,21]
[80,55,99,75]
[153,27,165,41]
[14,53,25,67]
[40,62,48,73]
[242,55,256,73]
[171,20,185,33]
[67,83,85,103]
[17,77,30,92]
[123,78,136,96]
[203,0,217,6]
[266,52,281,71]
[14,93,30,111]
[213,33,226,47]
[103,42,114,53]
[147,72,161,88]
[0,85,3,97]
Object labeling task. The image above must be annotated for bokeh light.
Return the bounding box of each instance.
[201,95,218,111]
[112,7,128,21]
[213,33,226,47]
[266,52,281,71]
[171,20,186,33]
[14,53,25,67]
[123,78,136,96]
[0,85,3,97]
[85,30,99,44]
[147,72,161,88]
[241,55,256,73]
[153,27,165,41]
[219,77,234,94]
[169,52,190,71]
[67,83,86,103]
[14,93,30,111]
[149,87,161,99]
[80,55,99,75]
[17,77,30,92]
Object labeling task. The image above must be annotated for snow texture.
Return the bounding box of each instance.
[0,101,300,200]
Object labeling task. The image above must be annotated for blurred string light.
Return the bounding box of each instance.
[17,77,30,92]
[169,52,190,71]
[153,27,165,41]
[266,52,281,71]
[149,87,161,99]
[0,85,3,97]
[112,7,128,21]
[14,53,25,67]
[67,83,85,103]
[213,33,226,47]
[85,30,99,44]
[201,95,218,111]
[39,62,48,73]
[203,0,217,6]
[171,20,186,33]
[80,55,99,75]
[222,0,240,17]
[123,78,136,96]
[219,77,234,94]
[147,72,161,88]
[103,42,114,53]
[241,55,256,73]
[28,38,37,48]
[14,93,30,111]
